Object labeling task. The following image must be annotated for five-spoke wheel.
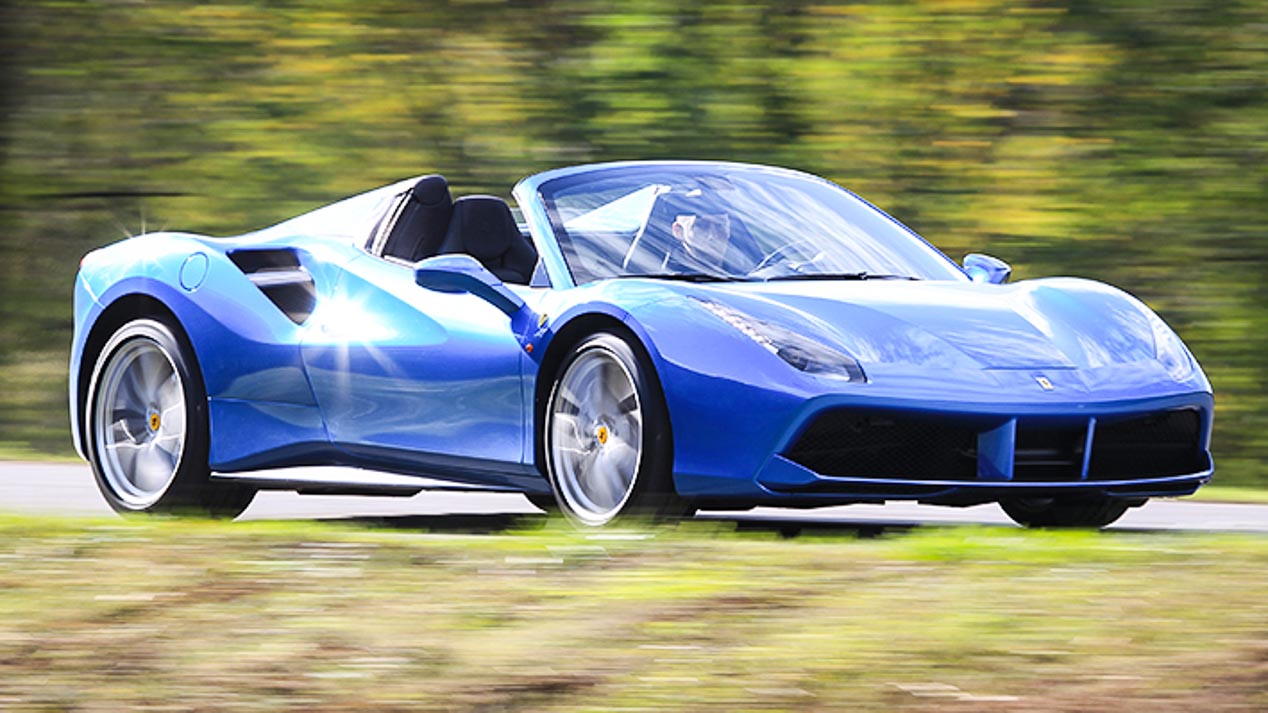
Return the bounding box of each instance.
[93,331,188,509]
[88,318,254,517]
[545,332,684,526]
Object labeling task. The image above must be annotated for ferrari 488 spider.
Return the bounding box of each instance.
[70,161,1213,527]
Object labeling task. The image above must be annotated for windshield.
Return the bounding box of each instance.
[537,164,968,284]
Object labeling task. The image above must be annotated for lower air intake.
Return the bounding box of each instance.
[1089,409,1204,480]
[783,410,978,480]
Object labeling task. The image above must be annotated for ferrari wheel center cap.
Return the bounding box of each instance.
[595,425,610,446]
[147,409,162,433]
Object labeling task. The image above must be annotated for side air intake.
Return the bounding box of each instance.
[228,249,316,324]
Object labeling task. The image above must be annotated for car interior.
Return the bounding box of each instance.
[623,190,760,276]
[373,174,539,285]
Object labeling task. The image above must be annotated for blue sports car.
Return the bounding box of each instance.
[70,161,1213,527]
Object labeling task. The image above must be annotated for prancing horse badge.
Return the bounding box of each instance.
[1035,375,1055,391]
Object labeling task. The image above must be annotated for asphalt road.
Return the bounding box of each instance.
[2,460,1266,533]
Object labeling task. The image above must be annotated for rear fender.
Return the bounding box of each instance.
[72,234,349,468]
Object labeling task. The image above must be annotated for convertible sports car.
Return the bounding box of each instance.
[70,160,1214,527]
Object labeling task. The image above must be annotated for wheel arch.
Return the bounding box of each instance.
[531,312,671,478]
[74,293,202,459]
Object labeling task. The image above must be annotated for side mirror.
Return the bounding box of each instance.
[415,254,551,361]
[415,254,526,316]
[963,253,1012,284]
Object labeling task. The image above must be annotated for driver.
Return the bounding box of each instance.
[664,212,731,273]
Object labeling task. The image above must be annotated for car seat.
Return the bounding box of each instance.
[438,195,538,284]
[382,174,454,263]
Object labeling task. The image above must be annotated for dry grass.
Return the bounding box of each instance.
[0,516,1264,711]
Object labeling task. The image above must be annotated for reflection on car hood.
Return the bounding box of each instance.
[707,277,1157,370]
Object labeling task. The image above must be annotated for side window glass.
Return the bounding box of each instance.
[529,259,551,288]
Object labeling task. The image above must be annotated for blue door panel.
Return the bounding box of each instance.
[300,253,526,465]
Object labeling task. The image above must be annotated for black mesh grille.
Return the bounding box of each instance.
[784,410,978,480]
[1013,424,1086,482]
[785,408,1205,484]
[1088,410,1204,480]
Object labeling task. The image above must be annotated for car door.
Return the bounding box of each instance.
[299,251,529,476]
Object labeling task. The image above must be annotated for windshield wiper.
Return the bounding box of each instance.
[619,272,754,283]
[763,272,920,282]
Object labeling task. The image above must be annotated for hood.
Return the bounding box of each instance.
[705,278,1157,370]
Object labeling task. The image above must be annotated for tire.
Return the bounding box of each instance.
[1000,496,1130,529]
[544,332,686,526]
[86,317,255,518]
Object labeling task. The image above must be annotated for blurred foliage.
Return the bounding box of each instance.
[1,0,1264,484]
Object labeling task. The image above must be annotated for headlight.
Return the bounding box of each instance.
[1148,312,1194,381]
[692,298,866,381]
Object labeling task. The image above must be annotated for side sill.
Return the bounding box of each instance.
[211,466,525,497]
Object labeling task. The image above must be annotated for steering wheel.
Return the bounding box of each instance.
[747,239,819,276]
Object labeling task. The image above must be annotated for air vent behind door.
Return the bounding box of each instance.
[228,249,316,324]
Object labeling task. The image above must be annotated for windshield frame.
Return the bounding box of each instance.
[516,161,968,288]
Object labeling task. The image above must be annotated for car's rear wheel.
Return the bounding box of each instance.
[87,318,254,518]
[544,332,686,526]
[1000,496,1130,529]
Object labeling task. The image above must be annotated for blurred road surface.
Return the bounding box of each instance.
[2,461,1265,533]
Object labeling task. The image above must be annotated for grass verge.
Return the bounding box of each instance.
[1188,486,1268,505]
[0,515,1264,711]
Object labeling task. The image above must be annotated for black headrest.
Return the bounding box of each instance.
[381,174,453,262]
[411,174,451,206]
[444,196,517,261]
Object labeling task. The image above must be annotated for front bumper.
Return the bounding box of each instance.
[754,457,1212,506]
[749,393,1213,506]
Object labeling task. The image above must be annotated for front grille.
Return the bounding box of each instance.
[1088,410,1204,480]
[783,410,977,480]
[1013,423,1086,482]
[783,407,1206,485]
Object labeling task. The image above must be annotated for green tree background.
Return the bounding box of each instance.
[2,0,1264,486]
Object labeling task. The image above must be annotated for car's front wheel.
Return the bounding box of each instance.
[544,332,686,526]
[1000,496,1130,529]
[87,317,254,518]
